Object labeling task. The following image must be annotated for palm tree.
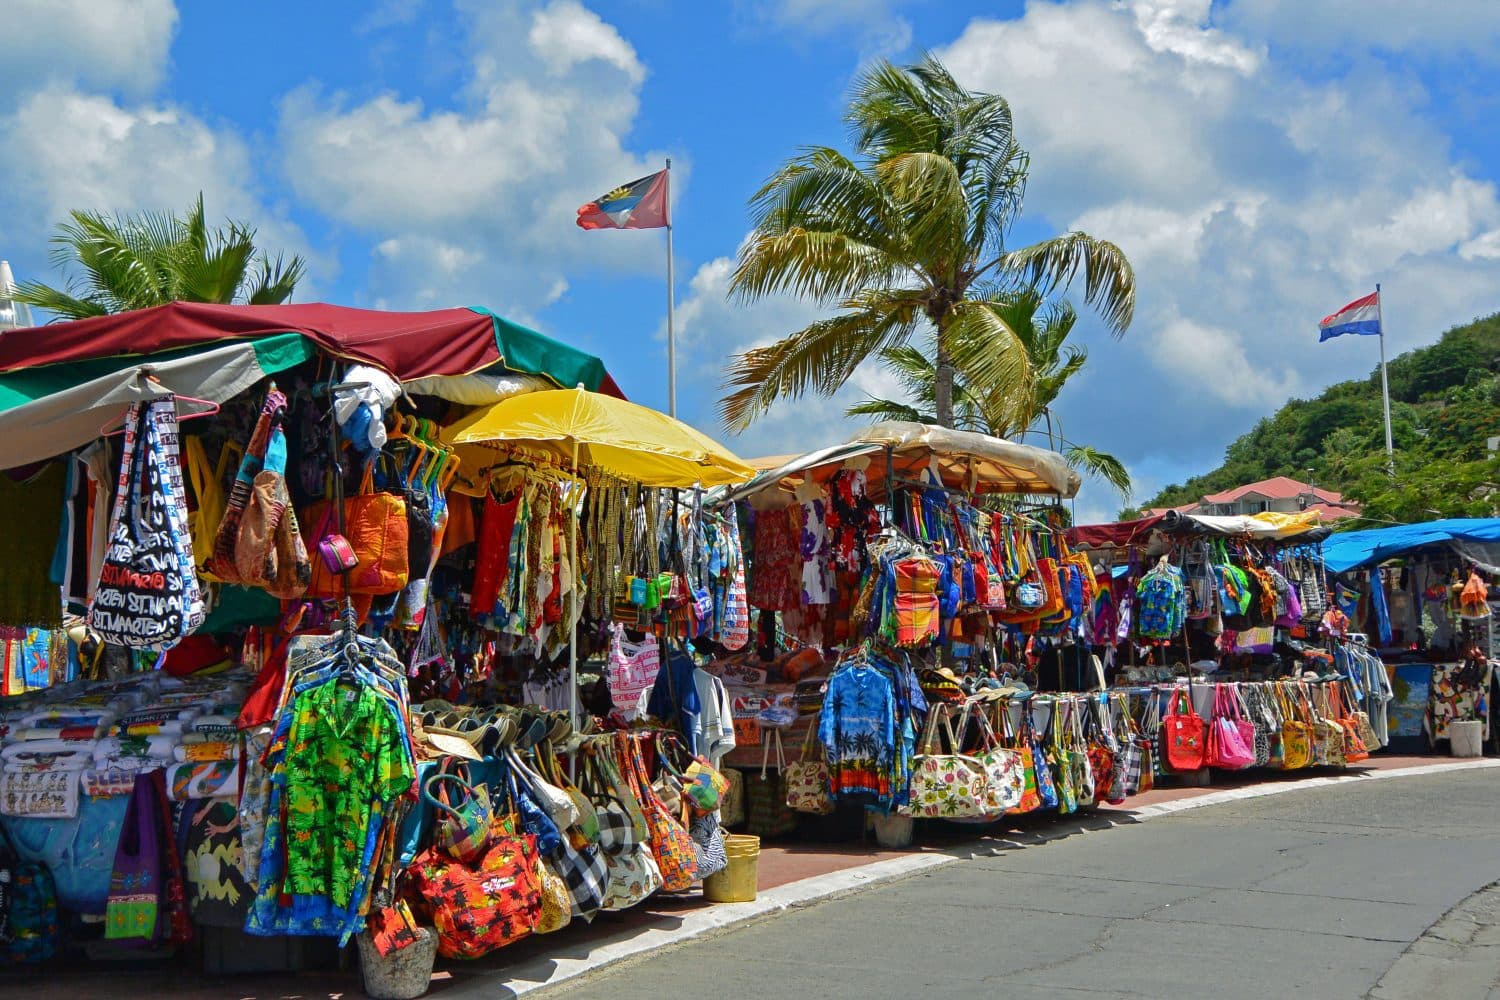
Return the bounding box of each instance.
[13,193,306,320]
[722,54,1134,432]
[846,291,1133,499]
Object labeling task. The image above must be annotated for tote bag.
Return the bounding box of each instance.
[88,399,202,648]
[1162,688,1207,772]
[606,625,660,721]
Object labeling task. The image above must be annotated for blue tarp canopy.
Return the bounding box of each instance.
[1321,518,1500,574]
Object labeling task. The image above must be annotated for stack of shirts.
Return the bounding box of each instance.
[0,671,251,812]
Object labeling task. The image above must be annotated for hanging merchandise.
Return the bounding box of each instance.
[88,397,204,648]
[783,723,834,815]
[1161,687,1206,771]
[1206,685,1256,770]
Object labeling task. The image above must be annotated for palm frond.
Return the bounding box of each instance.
[720,294,925,431]
[845,396,931,425]
[1003,232,1136,335]
[940,298,1035,434]
[1065,445,1133,501]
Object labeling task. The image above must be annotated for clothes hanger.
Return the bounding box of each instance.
[101,373,222,436]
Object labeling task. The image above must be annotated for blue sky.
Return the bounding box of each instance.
[4,0,1500,522]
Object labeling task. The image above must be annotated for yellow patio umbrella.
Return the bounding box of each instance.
[441,385,755,729]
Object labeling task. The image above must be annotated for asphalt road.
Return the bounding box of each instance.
[535,769,1500,999]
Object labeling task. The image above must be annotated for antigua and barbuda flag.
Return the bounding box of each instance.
[576,170,670,230]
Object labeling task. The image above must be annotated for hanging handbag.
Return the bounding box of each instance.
[423,766,493,865]
[305,464,410,596]
[1207,685,1257,770]
[1001,708,1042,815]
[1162,687,1207,772]
[1242,685,1273,768]
[1310,685,1347,767]
[1332,683,1371,764]
[532,855,573,934]
[963,704,1025,814]
[1111,696,1144,798]
[407,812,542,959]
[89,398,203,649]
[622,733,697,891]
[183,434,237,582]
[902,705,991,819]
[206,387,283,583]
[587,749,663,909]
[688,812,728,880]
[1276,685,1312,770]
[784,721,835,815]
[1026,706,1059,810]
[1044,707,1077,814]
[509,748,581,831]
[1085,700,1119,804]
[551,832,607,922]
[1065,705,1096,808]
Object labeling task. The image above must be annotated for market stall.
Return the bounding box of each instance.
[0,301,771,981]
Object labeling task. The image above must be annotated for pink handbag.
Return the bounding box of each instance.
[1208,686,1257,770]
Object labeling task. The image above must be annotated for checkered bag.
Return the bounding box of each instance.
[552,836,607,922]
[891,557,940,647]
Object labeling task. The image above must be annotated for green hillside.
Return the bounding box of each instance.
[1130,312,1500,525]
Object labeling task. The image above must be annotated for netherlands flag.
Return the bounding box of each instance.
[1319,291,1381,342]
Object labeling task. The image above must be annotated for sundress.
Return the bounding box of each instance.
[747,506,799,612]
[800,498,833,606]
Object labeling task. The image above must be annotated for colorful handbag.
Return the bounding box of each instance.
[207,387,284,584]
[1110,698,1144,798]
[305,464,410,596]
[902,705,991,819]
[964,705,1025,813]
[998,705,1041,815]
[1027,709,1059,809]
[408,813,542,959]
[423,766,493,865]
[1162,688,1207,772]
[552,833,607,922]
[1207,685,1257,770]
[784,723,835,815]
[623,734,697,891]
[683,757,730,813]
[533,855,573,934]
[688,812,729,880]
[1276,686,1312,770]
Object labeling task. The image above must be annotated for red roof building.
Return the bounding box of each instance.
[1148,476,1360,521]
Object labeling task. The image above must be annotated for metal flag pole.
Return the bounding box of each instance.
[1375,282,1394,472]
[665,157,677,418]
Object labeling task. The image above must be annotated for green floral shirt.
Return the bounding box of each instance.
[282,681,413,909]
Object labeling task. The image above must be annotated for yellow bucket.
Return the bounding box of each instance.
[703,834,760,903]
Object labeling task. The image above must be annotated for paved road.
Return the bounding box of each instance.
[535,769,1500,999]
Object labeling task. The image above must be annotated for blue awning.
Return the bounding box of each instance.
[1321,518,1500,574]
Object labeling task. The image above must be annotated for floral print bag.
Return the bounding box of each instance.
[900,705,990,819]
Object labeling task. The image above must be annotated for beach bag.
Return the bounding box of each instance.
[997,705,1041,815]
[1276,686,1312,770]
[104,771,169,942]
[784,722,835,815]
[183,434,237,582]
[721,562,751,651]
[305,465,410,596]
[1111,703,1144,798]
[623,734,697,891]
[902,705,990,819]
[964,705,1026,814]
[606,625,660,720]
[1207,685,1257,770]
[688,812,729,880]
[89,398,202,648]
[236,425,311,599]
[1026,709,1059,810]
[407,813,542,959]
[532,855,573,934]
[206,388,283,583]
[552,833,607,922]
[1310,686,1347,767]
[424,766,493,865]
[1162,688,1207,772]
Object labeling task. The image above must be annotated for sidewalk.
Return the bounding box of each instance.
[3,753,1489,999]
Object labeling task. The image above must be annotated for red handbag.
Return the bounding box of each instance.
[1162,688,1207,772]
[303,465,410,597]
[405,813,541,959]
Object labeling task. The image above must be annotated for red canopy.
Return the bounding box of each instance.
[1066,514,1165,549]
[0,301,623,395]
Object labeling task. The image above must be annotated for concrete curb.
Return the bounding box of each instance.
[493,757,1500,996]
[494,853,953,997]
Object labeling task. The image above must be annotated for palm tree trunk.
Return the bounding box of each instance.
[933,336,956,429]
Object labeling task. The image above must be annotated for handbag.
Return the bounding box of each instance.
[1242,685,1274,767]
[533,855,573,934]
[1064,705,1095,808]
[1276,685,1312,770]
[622,734,697,891]
[182,434,237,582]
[962,704,1025,814]
[206,387,283,584]
[509,748,581,831]
[89,398,203,648]
[1310,685,1347,767]
[305,464,410,596]
[720,767,746,827]
[1026,708,1059,810]
[1332,684,1371,764]
[1045,708,1077,814]
[552,833,607,922]
[902,705,991,819]
[423,766,493,865]
[1207,685,1257,770]
[997,704,1040,815]
[784,722,835,815]
[688,812,728,880]
[1110,696,1144,798]
[407,813,542,959]
[1162,687,1207,772]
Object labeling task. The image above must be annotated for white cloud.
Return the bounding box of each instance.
[744,0,916,56]
[937,0,1500,500]
[0,0,178,97]
[529,0,645,84]
[280,0,670,318]
[1221,0,1500,58]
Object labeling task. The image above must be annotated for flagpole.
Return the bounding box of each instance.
[1376,282,1394,472]
[663,155,675,419]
